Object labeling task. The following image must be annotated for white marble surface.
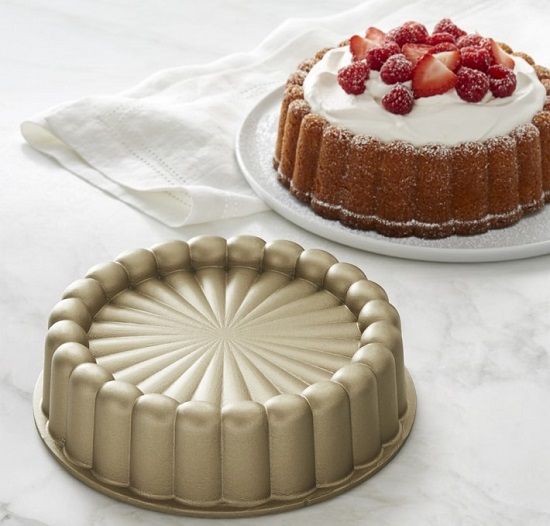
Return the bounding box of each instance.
[1,1,550,524]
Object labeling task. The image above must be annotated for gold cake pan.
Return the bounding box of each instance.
[33,235,416,517]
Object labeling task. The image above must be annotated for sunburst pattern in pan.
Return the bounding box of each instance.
[87,268,361,406]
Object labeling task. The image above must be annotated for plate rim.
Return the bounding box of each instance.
[236,85,550,263]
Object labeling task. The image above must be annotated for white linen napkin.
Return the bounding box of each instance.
[21,0,547,227]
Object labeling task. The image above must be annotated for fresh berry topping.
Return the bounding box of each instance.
[402,43,433,66]
[433,50,461,72]
[350,28,389,61]
[456,33,484,48]
[388,21,429,46]
[487,38,515,68]
[365,26,386,45]
[433,18,466,39]
[412,53,457,97]
[460,45,491,72]
[488,64,517,97]
[343,20,518,108]
[381,84,414,114]
[426,32,456,45]
[455,67,489,102]
[366,40,401,70]
[349,35,370,61]
[380,54,413,84]
[431,42,458,53]
[337,60,370,95]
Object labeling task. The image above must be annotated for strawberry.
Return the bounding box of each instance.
[402,43,433,66]
[433,50,461,72]
[488,64,517,97]
[380,54,413,84]
[350,35,370,61]
[365,27,386,45]
[350,27,389,61]
[455,67,489,102]
[487,39,515,69]
[456,33,484,48]
[387,21,429,46]
[426,32,456,45]
[381,84,414,114]
[366,40,400,70]
[433,18,466,39]
[460,46,491,72]
[431,42,458,53]
[412,53,457,97]
[337,60,370,95]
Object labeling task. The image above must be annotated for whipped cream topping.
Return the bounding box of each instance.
[303,47,546,146]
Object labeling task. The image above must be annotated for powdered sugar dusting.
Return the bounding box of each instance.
[286,70,307,87]
[288,99,311,113]
[513,122,539,140]
[535,65,550,79]
[298,58,317,73]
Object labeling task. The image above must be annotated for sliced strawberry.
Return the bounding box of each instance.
[365,27,386,45]
[431,42,458,53]
[350,30,389,61]
[349,35,369,61]
[412,53,457,97]
[488,39,514,69]
[402,43,433,66]
[433,50,461,72]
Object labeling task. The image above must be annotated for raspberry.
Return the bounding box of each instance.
[367,40,400,70]
[488,64,517,97]
[426,32,456,45]
[460,46,491,72]
[337,60,370,95]
[387,21,429,47]
[456,33,484,48]
[432,42,458,53]
[488,64,514,79]
[380,54,413,84]
[381,84,414,114]
[433,18,466,39]
[455,67,489,102]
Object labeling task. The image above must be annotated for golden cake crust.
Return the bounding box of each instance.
[274,44,550,239]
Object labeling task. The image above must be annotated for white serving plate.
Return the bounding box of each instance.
[236,86,550,263]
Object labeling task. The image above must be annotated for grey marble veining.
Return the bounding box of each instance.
[1,0,550,524]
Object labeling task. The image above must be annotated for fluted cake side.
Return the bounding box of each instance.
[274,46,550,239]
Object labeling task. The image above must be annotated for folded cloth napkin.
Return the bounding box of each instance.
[21,0,544,227]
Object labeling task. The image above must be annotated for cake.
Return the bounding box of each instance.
[274,19,550,238]
[34,236,416,517]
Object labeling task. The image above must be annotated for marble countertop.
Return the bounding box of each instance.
[1,1,550,524]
